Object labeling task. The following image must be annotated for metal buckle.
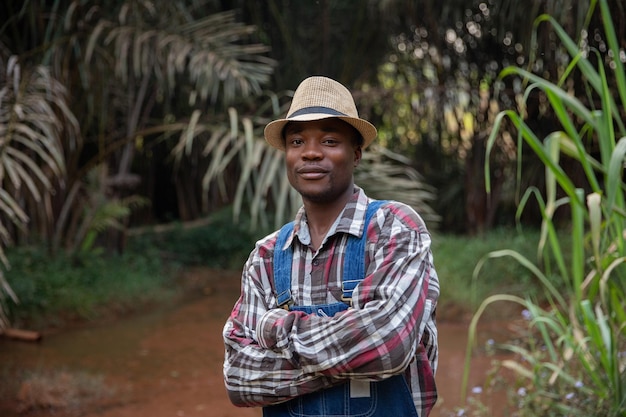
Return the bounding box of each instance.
[340,295,353,307]
[341,281,354,306]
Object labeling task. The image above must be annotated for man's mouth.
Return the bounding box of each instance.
[297,166,328,180]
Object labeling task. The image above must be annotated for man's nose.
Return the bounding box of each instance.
[301,141,323,159]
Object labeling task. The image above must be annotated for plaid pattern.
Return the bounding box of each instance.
[223,187,439,416]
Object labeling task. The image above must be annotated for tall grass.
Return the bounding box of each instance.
[432,228,559,318]
[463,1,626,415]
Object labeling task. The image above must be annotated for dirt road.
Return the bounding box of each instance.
[0,268,509,417]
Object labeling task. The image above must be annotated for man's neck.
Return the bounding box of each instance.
[302,186,355,247]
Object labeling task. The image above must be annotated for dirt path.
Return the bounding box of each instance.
[0,268,511,417]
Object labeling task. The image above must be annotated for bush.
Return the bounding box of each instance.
[4,245,169,330]
[127,207,268,270]
[2,207,267,330]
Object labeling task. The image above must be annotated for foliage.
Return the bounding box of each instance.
[172,92,441,231]
[3,206,267,330]
[0,52,78,329]
[356,145,440,225]
[232,0,614,234]
[127,206,267,270]
[4,223,541,335]
[462,1,626,415]
[1,0,624,344]
[354,0,603,234]
[0,0,275,329]
[235,0,390,89]
[0,0,440,333]
[234,0,606,233]
[432,228,558,317]
[3,244,168,330]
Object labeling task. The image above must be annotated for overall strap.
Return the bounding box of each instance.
[273,200,387,309]
[274,221,295,307]
[341,199,386,302]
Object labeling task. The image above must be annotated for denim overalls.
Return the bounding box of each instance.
[264,201,419,417]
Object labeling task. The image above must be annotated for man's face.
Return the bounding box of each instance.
[283,118,362,205]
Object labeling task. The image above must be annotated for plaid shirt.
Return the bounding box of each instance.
[223,187,439,416]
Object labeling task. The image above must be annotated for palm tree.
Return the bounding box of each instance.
[0,55,77,328]
[0,0,275,329]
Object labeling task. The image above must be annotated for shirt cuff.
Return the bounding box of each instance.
[256,308,290,350]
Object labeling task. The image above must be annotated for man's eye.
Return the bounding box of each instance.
[289,138,303,146]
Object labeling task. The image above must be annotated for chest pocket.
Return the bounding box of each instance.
[272,200,387,310]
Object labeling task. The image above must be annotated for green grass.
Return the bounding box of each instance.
[432,227,564,319]
[3,244,174,330]
[2,208,267,330]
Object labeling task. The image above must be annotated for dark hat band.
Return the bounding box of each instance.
[287,106,348,119]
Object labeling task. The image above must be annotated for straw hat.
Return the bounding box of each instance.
[264,76,377,150]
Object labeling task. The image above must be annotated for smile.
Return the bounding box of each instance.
[298,170,327,180]
[296,165,328,179]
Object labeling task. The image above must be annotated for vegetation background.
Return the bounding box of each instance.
[0,0,624,415]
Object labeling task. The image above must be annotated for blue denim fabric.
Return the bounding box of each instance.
[263,302,419,417]
[263,374,418,417]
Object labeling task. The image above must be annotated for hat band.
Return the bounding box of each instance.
[287,106,348,119]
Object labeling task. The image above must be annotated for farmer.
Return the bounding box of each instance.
[223,76,439,416]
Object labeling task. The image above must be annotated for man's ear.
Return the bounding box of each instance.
[354,146,362,167]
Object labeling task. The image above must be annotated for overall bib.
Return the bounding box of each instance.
[264,201,419,417]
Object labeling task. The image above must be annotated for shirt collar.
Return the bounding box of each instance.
[284,186,369,249]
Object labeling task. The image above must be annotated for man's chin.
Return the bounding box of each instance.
[299,189,334,204]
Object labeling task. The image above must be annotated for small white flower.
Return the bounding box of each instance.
[574,380,584,388]
[517,387,527,396]
[565,392,575,400]
[521,309,532,320]
[457,409,466,416]
[471,386,483,394]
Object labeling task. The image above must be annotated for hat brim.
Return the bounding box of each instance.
[264,113,377,151]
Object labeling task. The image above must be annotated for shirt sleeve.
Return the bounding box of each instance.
[223,203,439,407]
[255,203,437,379]
[222,239,337,407]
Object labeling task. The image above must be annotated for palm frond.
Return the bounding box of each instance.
[173,92,440,230]
[0,53,76,330]
[86,7,275,105]
[0,55,72,251]
[73,166,150,254]
[356,145,441,226]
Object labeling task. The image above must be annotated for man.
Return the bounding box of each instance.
[223,76,439,416]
